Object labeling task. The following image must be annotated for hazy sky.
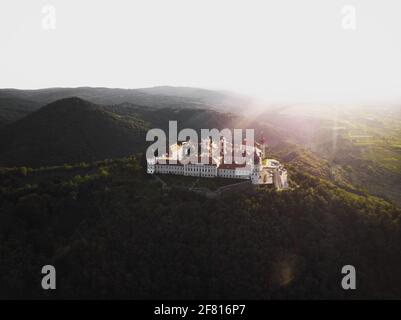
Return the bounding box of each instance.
[1,0,401,102]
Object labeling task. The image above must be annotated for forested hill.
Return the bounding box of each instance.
[0,97,149,167]
[0,156,400,299]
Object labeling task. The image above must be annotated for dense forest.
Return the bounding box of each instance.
[1,156,400,299]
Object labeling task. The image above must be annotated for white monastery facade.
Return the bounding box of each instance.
[147,138,288,190]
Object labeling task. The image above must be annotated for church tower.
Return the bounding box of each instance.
[259,137,267,158]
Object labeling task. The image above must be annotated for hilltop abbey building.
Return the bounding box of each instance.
[147,137,288,190]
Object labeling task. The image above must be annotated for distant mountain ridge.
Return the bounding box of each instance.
[0,86,252,126]
[0,95,41,126]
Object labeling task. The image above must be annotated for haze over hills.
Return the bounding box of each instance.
[258,104,401,205]
[0,86,253,126]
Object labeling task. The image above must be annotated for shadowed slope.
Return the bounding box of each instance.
[0,97,148,167]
